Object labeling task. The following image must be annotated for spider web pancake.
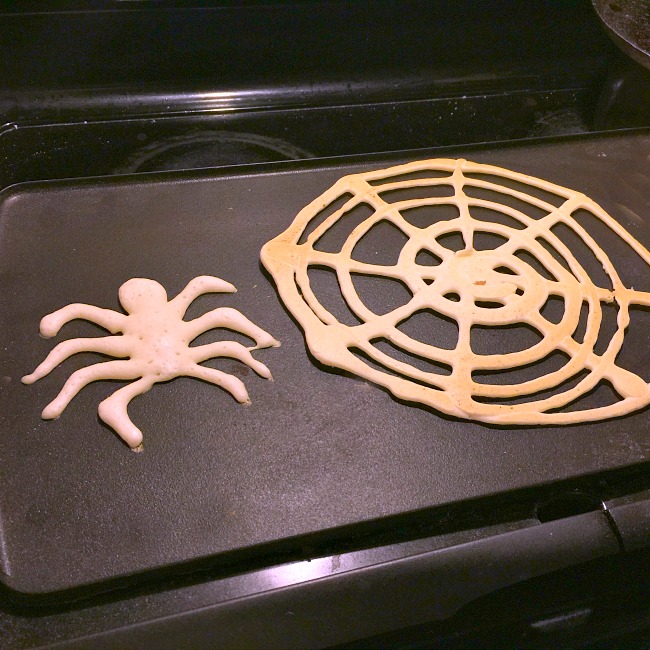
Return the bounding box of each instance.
[261,158,650,425]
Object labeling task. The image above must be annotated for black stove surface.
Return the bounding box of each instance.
[2,1,650,648]
[1,0,644,187]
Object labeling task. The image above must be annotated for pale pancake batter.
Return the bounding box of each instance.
[23,276,279,450]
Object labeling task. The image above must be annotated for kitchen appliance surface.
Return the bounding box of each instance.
[2,1,650,648]
[1,133,650,597]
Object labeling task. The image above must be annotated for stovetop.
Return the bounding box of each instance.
[1,1,650,648]
[3,0,650,187]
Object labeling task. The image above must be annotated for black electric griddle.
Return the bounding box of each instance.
[1,131,650,598]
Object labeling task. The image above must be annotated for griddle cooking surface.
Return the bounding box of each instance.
[1,133,650,595]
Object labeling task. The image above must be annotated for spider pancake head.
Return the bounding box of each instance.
[119,278,168,314]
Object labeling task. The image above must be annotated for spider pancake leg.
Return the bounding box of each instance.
[169,275,237,317]
[97,377,156,450]
[186,307,280,350]
[191,341,273,379]
[22,336,130,384]
[39,304,126,338]
[187,364,251,404]
[40,360,140,420]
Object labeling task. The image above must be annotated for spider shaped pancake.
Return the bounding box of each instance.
[23,276,279,451]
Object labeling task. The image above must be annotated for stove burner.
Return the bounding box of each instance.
[114,130,314,173]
